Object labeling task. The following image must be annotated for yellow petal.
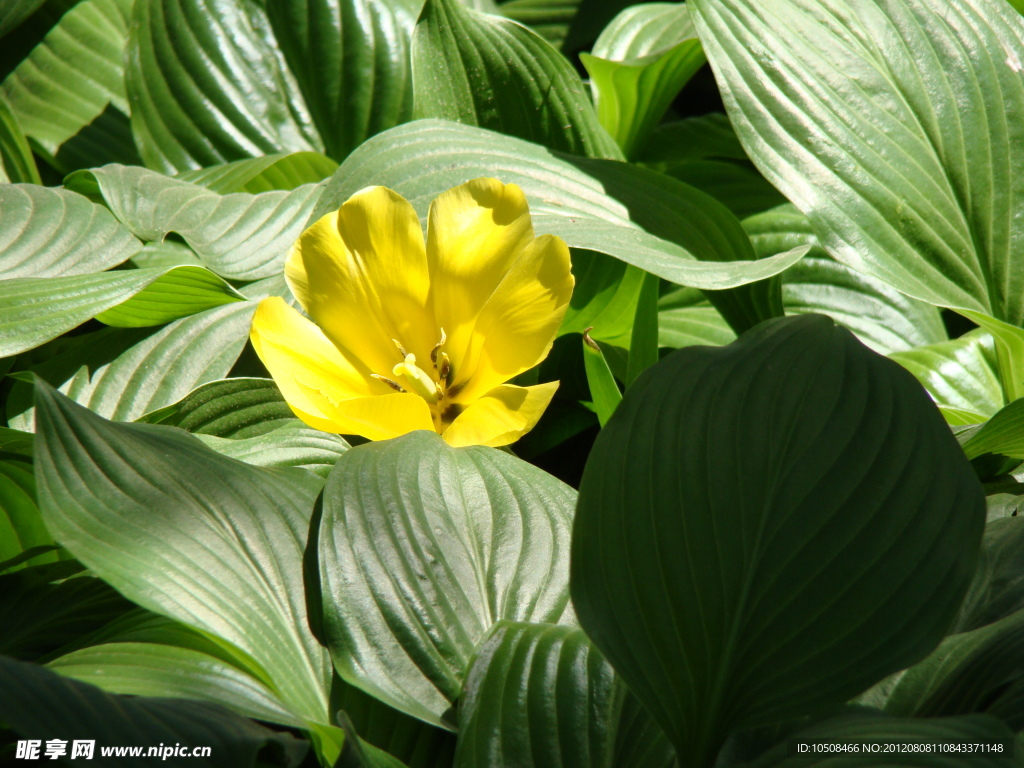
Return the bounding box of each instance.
[295,387,435,441]
[426,178,534,375]
[250,297,393,432]
[285,186,435,375]
[450,234,573,402]
[441,382,559,448]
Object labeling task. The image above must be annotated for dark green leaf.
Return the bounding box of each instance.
[413,0,620,159]
[0,0,47,37]
[267,0,416,160]
[499,0,578,49]
[313,431,577,728]
[0,655,309,767]
[625,270,659,383]
[0,94,39,183]
[572,314,985,763]
[176,151,339,193]
[0,452,51,568]
[956,517,1024,633]
[138,378,298,437]
[558,251,643,347]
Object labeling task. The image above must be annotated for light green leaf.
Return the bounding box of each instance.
[0,0,132,161]
[581,331,621,426]
[962,399,1024,460]
[960,311,1024,404]
[176,152,339,194]
[413,0,620,159]
[66,164,325,280]
[267,0,415,160]
[571,315,985,763]
[50,642,304,727]
[0,93,39,183]
[7,302,256,427]
[311,431,577,729]
[690,0,1024,324]
[746,204,948,356]
[32,383,337,741]
[625,270,659,382]
[197,424,349,478]
[890,330,1003,425]
[658,303,735,349]
[751,710,1015,768]
[454,621,624,768]
[558,251,644,347]
[0,266,244,358]
[126,0,321,173]
[0,183,140,279]
[0,655,309,767]
[316,119,806,290]
[582,3,705,158]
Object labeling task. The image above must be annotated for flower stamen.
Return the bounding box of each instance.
[371,374,407,393]
[393,353,440,404]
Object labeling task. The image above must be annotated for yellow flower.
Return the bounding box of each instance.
[250,178,574,448]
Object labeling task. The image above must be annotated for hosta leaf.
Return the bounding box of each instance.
[572,315,985,763]
[267,0,416,160]
[0,563,131,661]
[0,266,243,358]
[499,0,579,49]
[559,252,644,346]
[412,0,621,159]
[32,384,336,739]
[0,0,132,165]
[66,165,325,280]
[954,516,1024,633]
[126,0,321,173]
[176,151,339,194]
[582,3,705,158]
[50,642,304,727]
[7,302,255,427]
[311,431,577,728]
[664,159,785,220]
[197,424,349,478]
[317,119,806,290]
[690,0,1024,325]
[454,621,624,768]
[0,655,309,767]
[960,312,1024,404]
[886,608,1024,731]
[0,452,51,567]
[962,399,1024,460]
[0,0,47,37]
[139,378,297,437]
[751,710,1015,768]
[658,303,735,349]
[889,330,1003,426]
[0,94,40,183]
[745,204,947,356]
[0,183,140,279]
[637,113,747,165]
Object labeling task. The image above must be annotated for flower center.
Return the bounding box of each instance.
[371,331,458,427]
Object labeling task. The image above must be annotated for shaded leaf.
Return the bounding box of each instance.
[176,151,339,194]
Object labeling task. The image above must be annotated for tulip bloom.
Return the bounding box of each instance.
[250,178,574,447]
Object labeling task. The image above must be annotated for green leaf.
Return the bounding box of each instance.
[751,709,1016,768]
[571,314,985,764]
[50,642,305,727]
[637,113,747,165]
[499,0,578,49]
[658,303,735,349]
[126,0,321,173]
[0,267,244,358]
[0,655,309,767]
[889,330,1003,426]
[454,621,624,768]
[0,565,131,661]
[0,452,52,568]
[176,151,339,194]
[197,424,349,478]
[7,302,256,427]
[662,159,786,220]
[317,119,806,290]
[960,311,1024,405]
[312,431,577,729]
[66,164,325,280]
[613,693,677,768]
[582,3,705,158]
[745,204,948,356]
[963,399,1024,460]
[0,0,132,163]
[0,0,47,37]
[267,0,416,160]
[138,377,298,436]
[0,183,140,279]
[558,252,644,347]
[581,331,622,426]
[412,0,620,159]
[955,516,1024,633]
[0,94,40,183]
[690,0,1024,325]
[886,608,1024,731]
[625,270,659,383]
[32,384,338,741]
